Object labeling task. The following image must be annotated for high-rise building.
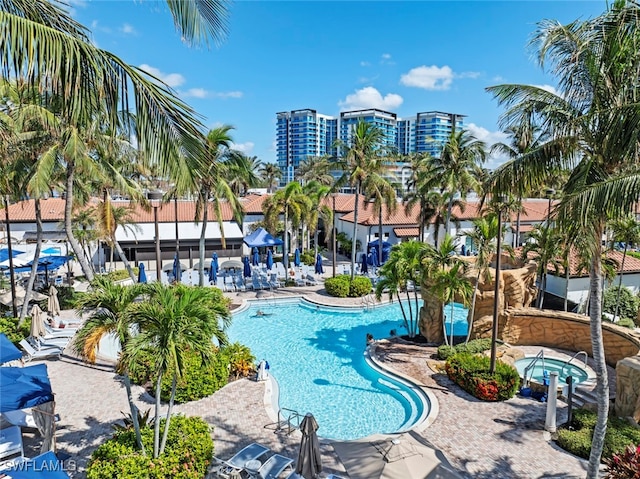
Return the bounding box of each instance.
[276,108,464,186]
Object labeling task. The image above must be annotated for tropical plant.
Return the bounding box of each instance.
[223,151,262,196]
[303,181,332,256]
[445,352,520,401]
[521,224,563,309]
[296,155,334,186]
[431,262,473,347]
[125,283,230,458]
[363,172,398,265]
[375,241,427,338]
[260,162,282,193]
[610,216,640,321]
[94,201,141,281]
[485,2,640,472]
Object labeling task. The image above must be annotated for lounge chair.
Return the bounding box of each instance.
[254,454,294,479]
[18,339,62,362]
[211,442,270,478]
[269,273,282,289]
[42,322,77,338]
[252,276,263,291]
[28,335,69,350]
[305,274,318,286]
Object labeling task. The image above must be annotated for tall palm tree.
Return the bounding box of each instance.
[260,163,282,193]
[465,215,499,343]
[404,153,435,242]
[296,156,334,186]
[223,151,262,196]
[263,182,311,269]
[95,201,141,280]
[126,283,230,458]
[73,277,149,453]
[610,216,640,321]
[431,261,473,347]
[335,121,388,279]
[363,173,398,265]
[521,225,562,309]
[375,241,427,338]
[303,181,332,257]
[485,3,640,472]
[430,129,486,233]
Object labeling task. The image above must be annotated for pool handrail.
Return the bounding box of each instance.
[523,350,545,387]
[561,351,588,378]
[275,407,303,436]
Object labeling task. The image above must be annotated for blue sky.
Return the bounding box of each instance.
[70,1,606,170]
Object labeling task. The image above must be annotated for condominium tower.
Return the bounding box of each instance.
[276,108,464,185]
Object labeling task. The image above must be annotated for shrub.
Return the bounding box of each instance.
[616,318,636,329]
[556,408,640,461]
[603,286,640,326]
[129,343,255,403]
[300,250,315,266]
[349,276,372,297]
[0,316,30,344]
[604,444,640,479]
[437,338,492,360]
[104,268,139,282]
[87,415,212,479]
[325,275,350,298]
[445,352,520,401]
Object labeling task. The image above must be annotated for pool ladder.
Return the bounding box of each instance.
[523,350,545,388]
[274,407,303,436]
[362,294,376,311]
[561,351,588,377]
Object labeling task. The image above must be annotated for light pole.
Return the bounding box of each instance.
[545,188,555,226]
[489,196,505,374]
[174,195,180,283]
[148,190,163,283]
[332,194,337,278]
[3,196,17,318]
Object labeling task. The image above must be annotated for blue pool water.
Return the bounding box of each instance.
[228,299,429,440]
[514,357,589,385]
[443,302,469,336]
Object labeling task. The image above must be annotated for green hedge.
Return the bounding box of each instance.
[129,343,255,403]
[603,286,640,326]
[87,415,212,479]
[0,316,30,344]
[445,352,520,401]
[300,251,316,266]
[556,408,640,460]
[325,275,372,298]
[437,338,493,360]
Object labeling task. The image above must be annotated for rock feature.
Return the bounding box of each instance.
[615,356,640,423]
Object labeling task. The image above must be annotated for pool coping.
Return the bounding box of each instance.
[517,354,598,390]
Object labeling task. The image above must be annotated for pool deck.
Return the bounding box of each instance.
[24,281,614,478]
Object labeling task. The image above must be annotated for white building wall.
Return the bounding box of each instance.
[546,272,640,306]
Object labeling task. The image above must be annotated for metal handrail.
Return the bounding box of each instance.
[276,407,303,435]
[561,351,588,377]
[523,350,545,387]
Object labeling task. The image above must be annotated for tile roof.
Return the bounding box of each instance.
[241,194,270,214]
[393,227,420,237]
[339,202,419,226]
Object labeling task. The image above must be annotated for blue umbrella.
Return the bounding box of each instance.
[266,249,274,270]
[0,248,24,263]
[252,247,260,266]
[243,256,252,278]
[0,332,22,364]
[315,254,324,274]
[137,263,147,283]
[172,254,181,282]
[5,451,70,479]
[209,252,219,283]
[294,248,301,267]
[370,246,380,267]
[360,253,368,275]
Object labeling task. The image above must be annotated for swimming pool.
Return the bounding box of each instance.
[514,357,590,385]
[228,298,431,440]
[443,302,469,337]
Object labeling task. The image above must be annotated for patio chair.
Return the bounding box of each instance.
[18,339,62,362]
[254,454,294,479]
[269,273,282,289]
[210,442,270,478]
[252,276,263,291]
[259,275,272,290]
[305,274,318,286]
[224,275,236,292]
[42,321,77,338]
[235,276,247,292]
[294,272,306,287]
[28,335,69,351]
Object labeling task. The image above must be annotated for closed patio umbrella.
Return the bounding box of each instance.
[243,256,252,278]
[30,305,47,338]
[315,254,324,275]
[296,413,322,479]
[252,247,260,266]
[138,263,147,283]
[48,286,61,317]
[371,246,380,268]
[172,254,181,283]
[209,252,219,283]
[361,253,368,275]
[294,248,301,267]
[266,249,274,270]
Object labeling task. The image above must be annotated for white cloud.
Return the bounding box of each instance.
[458,71,481,79]
[215,91,243,99]
[466,123,510,170]
[231,142,254,154]
[492,75,505,82]
[120,23,137,35]
[183,88,209,98]
[400,65,454,90]
[360,61,370,67]
[139,64,185,88]
[338,86,403,111]
[181,88,243,99]
[381,53,392,60]
[533,84,559,96]
[90,20,111,34]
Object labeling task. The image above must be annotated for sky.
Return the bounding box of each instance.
[69,0,607,170]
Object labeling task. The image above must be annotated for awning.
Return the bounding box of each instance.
[393,227,419,238]
[243,227,283,248]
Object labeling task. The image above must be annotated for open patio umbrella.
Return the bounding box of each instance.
[315,254,324,274]
[0,287,48,307]
[48,286,61,317]
[361,253,368,275]
[296,413,322,479]
[252,247,260,266]
[266,249,274,270]
[138,263,147,283]
[294,248,301,267]
[243,256,252,278]
[30,305,47,338]
[172,254,181,283]
[0,333,22,364]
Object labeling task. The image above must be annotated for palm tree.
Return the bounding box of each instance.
[126,283,230,458]
[260,163,282,193]
[95,201,141,280]
[431,261,473,348]
[521,225,562,309]
[375,241,427,338]
[223,151,262,196]
[296,156,334,186]
[263,182,311,269]
[303,181,332,257]
[363,173,398,265]
[485,3,640,472]
[465,215,499,343]
[71,208,98,272]
[610,216,640,321]
[430,129,486,233]
[335,121,388,279]
[73,277,149,453]
[404,153,435,242]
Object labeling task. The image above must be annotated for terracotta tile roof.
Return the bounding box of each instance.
[320,193,370,213]
[3,197,235,223]
[340,202,418,226]
[510,223,537,232]
[241,194,270,214]
[393,227,420,237]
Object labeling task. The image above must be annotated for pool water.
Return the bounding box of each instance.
[514,357,589,385]
[228,299,429,440]
[443,302,469,337]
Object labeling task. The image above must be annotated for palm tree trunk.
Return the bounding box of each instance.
[515,207,521,247]
[283,208,289,269]
[378,207,383,265]
[449,302,455,347]
[153,374,162,458]
[114,241,136,281]
[198,198,208,287]
[19,199,43,324]
[536,273,544,308]
[441,303,449,346]
[405,289,413,338]
[412,288,420,338]
[64,162,94,281]
[586,228,609,479]
[159,374,177,455]
[465,272,481,344]
[539,273,546,309]
[564,262,570,312]
[314,230,319,260]
[351,187,360,281]
[613,244,628,321]
[396,293,410,338]
[123,373,145,454]
[445,194,454,234]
